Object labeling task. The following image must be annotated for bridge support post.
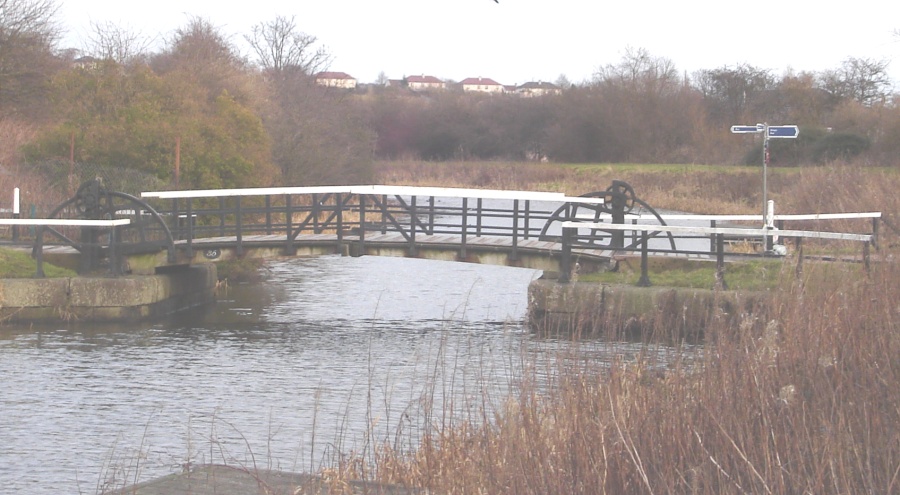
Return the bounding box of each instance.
[872,217,880,250]
[356,194,366,257]
[235,196,244,257]
[109,224,122,276]
[637,232,652,287]
[559,226,574,283]
[408,196,417,257]
[714,233,727,290]
[336,194,344,254]
[509,200,519,263]
[284,194,296,256]
[459,198,468,260]
[184,199,193,260]
[864,241,871,273]
[33,226,46,278]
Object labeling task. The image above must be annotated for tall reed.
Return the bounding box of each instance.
[351,252,899,494]
[356,160,900,494]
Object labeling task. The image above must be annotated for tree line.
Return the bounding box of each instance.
[1,0,898,191]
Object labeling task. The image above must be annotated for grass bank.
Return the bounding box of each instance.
[0,247,75,278]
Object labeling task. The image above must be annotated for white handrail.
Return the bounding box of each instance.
[141,184,604,204]
[576,212,881,221]
[0,219,131,227]
[562,221,873,243]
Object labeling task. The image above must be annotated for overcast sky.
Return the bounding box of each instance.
[59,0,900,87]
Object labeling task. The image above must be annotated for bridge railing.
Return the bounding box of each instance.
[140,185,604,259]
[560,213,880,286]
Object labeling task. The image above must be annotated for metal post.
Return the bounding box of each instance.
[637,231,651,287]
[795,237,804,279]
[709,220,716,253]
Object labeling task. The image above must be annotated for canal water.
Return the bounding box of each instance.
[0,256,662,494]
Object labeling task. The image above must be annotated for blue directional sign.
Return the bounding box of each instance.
[767,125,799,138]
[731,125,763,134]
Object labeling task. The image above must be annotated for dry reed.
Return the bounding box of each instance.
[335,160,900,494]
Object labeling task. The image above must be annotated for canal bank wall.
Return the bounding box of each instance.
[528,278,770,338]
[0,264,217,323]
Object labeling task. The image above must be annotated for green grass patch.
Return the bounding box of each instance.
[579,256,788,291]
[0,247,77,278]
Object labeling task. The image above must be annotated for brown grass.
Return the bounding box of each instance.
[323,160,900,494]
[336,253,900,494]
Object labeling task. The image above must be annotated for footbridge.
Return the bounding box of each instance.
[135,184,614,276]
[19,180,881,286]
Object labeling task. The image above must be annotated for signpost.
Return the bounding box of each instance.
[730,122,799,251]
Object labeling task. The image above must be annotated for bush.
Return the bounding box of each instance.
[811,132,870,164]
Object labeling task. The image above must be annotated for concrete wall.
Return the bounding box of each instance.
[0,264,217,323]
[528,278,770,340]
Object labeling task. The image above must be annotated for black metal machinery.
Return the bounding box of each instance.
[32,179,176,276]
[541,179,675,251]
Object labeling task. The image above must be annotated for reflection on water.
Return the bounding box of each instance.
[0,256,670,494]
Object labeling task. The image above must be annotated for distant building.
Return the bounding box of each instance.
[315,71,358,89]
[406,75,446,91]
[73,56,100,70]
[516,81,562,97]
[460,77,505,94]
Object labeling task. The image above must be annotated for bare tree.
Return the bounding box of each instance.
[245,15,330,74]
[151,17,253,104]
[818,57,892,106]
[594,47,680,95]
[84,20,152,65]
[693,64,774,122]
[0,0,62,117]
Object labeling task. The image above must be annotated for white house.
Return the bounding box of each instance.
[406,75,446,91]
[315,72,358,89]
[460,77,505,94]
[516,81,562,97]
